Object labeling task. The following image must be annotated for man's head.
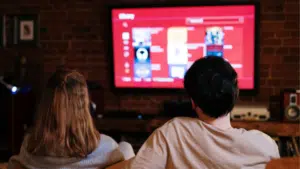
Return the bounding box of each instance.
[184,56,238,118]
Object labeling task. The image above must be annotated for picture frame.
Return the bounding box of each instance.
[0,15,6,48]
[13,14,39,46]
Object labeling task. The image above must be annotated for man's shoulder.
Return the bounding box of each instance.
[164,117,196,125]
[156,117,200,136]
[245,130,275,145]
[159,117,196,129]
[233,129,271,146]
[241,129,280,158]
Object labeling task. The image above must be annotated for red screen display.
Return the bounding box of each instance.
[111,5,256,89]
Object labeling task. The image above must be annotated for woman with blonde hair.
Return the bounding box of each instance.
[8,68,134,169]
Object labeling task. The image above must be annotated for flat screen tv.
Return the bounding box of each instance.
[109,2,259,94]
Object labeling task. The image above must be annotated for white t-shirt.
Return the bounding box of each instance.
[127,117,280,169]
[8,134,125,169]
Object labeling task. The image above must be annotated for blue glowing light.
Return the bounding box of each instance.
[11,86,18,94]
[137,115,142,120]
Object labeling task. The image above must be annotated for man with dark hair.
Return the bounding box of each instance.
[184,56,238,119]
[126,56,280,169]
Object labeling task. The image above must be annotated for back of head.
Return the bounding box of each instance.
[27,68,100,157]
[184,56,238,118]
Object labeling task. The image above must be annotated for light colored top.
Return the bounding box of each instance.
[8,134,124,169]
[127,117,280,169]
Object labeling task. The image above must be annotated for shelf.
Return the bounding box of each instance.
[94,118,300,137]
[232,121,300,137]
[266,157,300,169]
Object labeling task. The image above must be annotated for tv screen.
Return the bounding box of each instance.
[110,4,258,91]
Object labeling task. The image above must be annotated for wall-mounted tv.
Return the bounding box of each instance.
[109,2,260,94]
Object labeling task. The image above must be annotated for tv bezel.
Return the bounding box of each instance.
[107,1,260,96]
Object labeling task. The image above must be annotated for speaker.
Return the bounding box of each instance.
[281,89,300,122]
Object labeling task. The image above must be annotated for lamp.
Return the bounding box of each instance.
[0,76,20,94]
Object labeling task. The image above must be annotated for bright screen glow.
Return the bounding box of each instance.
[111,5,256,89]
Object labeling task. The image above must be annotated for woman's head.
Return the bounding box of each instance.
[184,56,239,118]
[27,68,100,157]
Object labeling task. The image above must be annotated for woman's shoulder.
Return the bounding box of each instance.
[99,134,118,146]
[89,134,124,162]
[95,134,119,152]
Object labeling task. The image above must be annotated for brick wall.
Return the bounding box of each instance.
[0,0,299,114]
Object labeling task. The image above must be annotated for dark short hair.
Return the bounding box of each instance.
[184,56,238,118]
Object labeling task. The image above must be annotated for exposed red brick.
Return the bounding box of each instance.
[40,41,69,51]
[86,54,106,63]
[272,64,299,71]
[285,14,299,21]
[268,79,283,86]
[87,71,109,82]
[282,55,300,63]
[284,21,299,30]
[44,62,60,72]
[282,80,300,88]
[67,11,98,23]
[284,4,300,13]
[275,31,292,38]
[276,48,290,56]
[271,65,299,80]
[18,4,41,12]
[272,87,283,96]
[40,11,68,21]
[43,54,63,62]
[237,96,254,102]
[261,22,285,32]
[260,64,271,71]
[261,13,285,21]
[262,32,276,39]
[71,41,104,51]
[262,3,284,13]
[0,0,298,114]
[40,5,54,11]
[261,39,282,46]
[257,87,273,101]
[262,47,275,55]
[289,47,300,55]
[283,38,300,46]
[65,54,86,62]
[260,79,267,87]
[285,0,300,3]
[259,71,270,79]
[261,55,282,64]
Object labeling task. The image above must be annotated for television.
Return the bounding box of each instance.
[109,2,260,94]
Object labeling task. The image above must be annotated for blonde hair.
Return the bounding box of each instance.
[27,69,100,157]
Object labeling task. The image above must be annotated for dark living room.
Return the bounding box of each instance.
[0,0,299,168]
